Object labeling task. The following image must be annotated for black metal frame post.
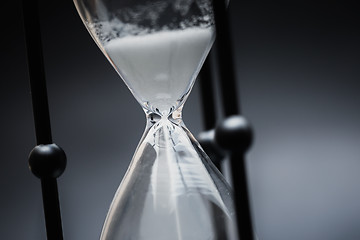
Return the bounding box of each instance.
[212,0,240,117]
[22,0,66,239]
[215,116,254,240]
[209,0,255,239]
[198,56,226,171]
[199,57,217,131]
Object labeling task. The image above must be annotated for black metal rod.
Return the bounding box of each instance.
[41,179,64,240]
[22,1,65,240]
[198,53,226,172]
[212,0,240,116]
[22,0,52,145]
[230,152,255,240]
[212,0,255,239]
[199,55,217,130]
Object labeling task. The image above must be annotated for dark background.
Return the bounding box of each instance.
[1,1,360,239]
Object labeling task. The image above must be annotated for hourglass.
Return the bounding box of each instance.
[73,0,235,239]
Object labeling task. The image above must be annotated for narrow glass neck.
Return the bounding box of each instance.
[145,106,184,128]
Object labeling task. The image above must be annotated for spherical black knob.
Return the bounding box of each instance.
[198,129,225,164]
[29,143,67,179]
[215,115,253,153]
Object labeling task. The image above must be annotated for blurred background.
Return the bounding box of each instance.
[1,1,360,239]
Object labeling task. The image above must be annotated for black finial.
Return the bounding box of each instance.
[29,144,67,179]
[198,129,225,168]
[215,115,253,153]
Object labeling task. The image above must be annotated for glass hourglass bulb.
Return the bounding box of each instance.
[73,0,236,239]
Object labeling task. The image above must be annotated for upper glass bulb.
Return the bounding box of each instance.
[74,0,215,116]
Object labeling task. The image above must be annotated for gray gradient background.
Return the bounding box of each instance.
[1,1,360,240]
